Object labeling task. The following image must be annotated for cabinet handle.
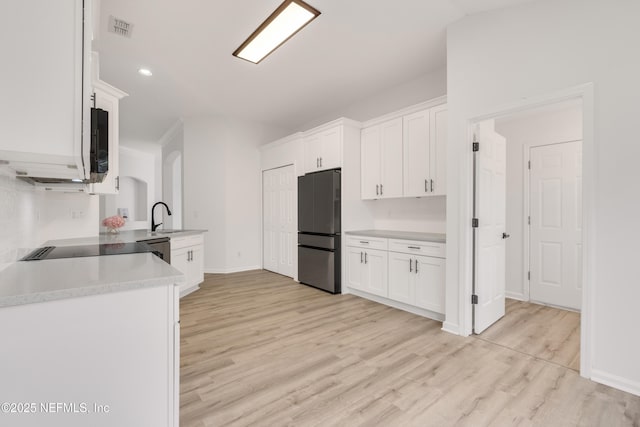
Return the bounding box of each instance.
[380,184,383,195]
[425,179,428,192]
[376,184,379,195]
[316,158,319,168]
[360,252,363,263]
[320,157,322,167]
[359,241,369,244]
[409,259,413,272]
[415,259,419,274]
[408,246,421,250]
[116,176,119,191]
[364,252,368,264]
[431,179,434,192]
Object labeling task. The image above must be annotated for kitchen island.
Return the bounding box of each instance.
[0,253,182,427]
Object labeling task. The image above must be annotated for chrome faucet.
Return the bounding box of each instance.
[151,202,172,232]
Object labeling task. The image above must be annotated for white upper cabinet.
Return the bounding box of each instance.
[304,127,342,173]
[403,104,448,197]
[360,118,403,199]
[360,99,447,200]
[89,79,128,194]
[0,0,91,180]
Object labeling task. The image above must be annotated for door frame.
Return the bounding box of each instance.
[460,83,594,378]
[523,139,583,307]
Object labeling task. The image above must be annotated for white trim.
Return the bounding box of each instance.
[456,83,595,380]
[441,321,460,335]
[304,117,362,135]
[158,119,184,147]
[347,288,445,322]
[505,291,526,301]
[204,265,262,274]
[362,95,447,128]
[591,369,640,397]
[179,285,200,298]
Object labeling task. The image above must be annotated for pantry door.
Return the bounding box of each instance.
[263,165,295,277]
[473,120,507,334]
[529,141,582,310]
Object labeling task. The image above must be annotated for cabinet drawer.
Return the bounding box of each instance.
[388,239,445,258]
[170,234,203,250]
[346,235,388,251]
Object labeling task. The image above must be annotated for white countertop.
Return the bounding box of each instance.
[0,253,184,308]
[346,229,446,243]
[45,229,207,246]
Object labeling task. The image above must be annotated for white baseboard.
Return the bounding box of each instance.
[180,285,200,298]
[506,291,527,301]
[591,369,640,397]
[441,321,461,336]
[204,265,262,274]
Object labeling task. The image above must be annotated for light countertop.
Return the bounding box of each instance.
[346,230,446,243]
[45,229,207,247]
[0,253,183,308]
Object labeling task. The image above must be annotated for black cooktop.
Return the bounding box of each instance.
[21,242,153,261]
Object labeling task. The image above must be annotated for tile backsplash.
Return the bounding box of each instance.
[0,169,99,271]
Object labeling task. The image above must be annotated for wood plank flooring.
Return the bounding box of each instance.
[180,270,640,427]
[479,299,581,371]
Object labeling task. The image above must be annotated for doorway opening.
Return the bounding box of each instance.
[472,98,584,371]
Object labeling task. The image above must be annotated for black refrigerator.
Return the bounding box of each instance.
[298,169,341,294]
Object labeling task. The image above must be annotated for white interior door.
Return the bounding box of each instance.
[262,165,295,277]
[474,120,507,333]
[529,141,582,310]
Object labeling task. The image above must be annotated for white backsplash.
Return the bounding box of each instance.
[368,196,446,233]
[0,169,99,271]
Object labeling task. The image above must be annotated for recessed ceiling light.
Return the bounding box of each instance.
[138,68,153,77]
[233,0,320,64]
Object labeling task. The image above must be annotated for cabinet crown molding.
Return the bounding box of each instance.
[303,117,362,136]
[362,95,447,128]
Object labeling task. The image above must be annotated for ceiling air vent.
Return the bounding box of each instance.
[108,16,133,38]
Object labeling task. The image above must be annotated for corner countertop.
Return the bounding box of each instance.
[45,229,208,247]
[346,230,446,243]
[0,253,184,309]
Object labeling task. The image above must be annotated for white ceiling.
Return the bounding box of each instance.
[93,0,535,143]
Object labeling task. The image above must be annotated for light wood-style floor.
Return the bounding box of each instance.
[479,298,581,371]
[180,270,640,427]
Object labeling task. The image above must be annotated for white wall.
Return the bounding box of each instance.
[298,66,447,131]
[446,0,640,394]
[100,144,162,231]
[0,169,99,270]
[184,116,288,273]
[495,102,582,300]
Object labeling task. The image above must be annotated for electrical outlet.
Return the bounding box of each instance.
[71,209,85,219]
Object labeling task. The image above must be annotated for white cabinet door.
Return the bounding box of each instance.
[361,126,382,199]
[388,252,413,304]
[319,127,341,170]
[361,118,403,200]
[190,245,204,286]
[304,134,322,173]
[304,127,342,173]
[429,104,447,196]
[365,249,388,297]
[171,235,205,296]
[380,118,403,198]
[89,81,127,194]
[403,110,430,197]
[0,0,90,178]
[346,247,366,292]
[414,255,446,314]
[171,247,190,292]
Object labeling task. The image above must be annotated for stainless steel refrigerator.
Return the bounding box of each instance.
[298,169,341,294]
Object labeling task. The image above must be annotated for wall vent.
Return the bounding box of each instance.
[108,16,133,38]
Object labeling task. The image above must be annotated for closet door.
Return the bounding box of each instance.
[263,165,295,277]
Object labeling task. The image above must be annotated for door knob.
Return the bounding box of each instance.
[502,232,510,239]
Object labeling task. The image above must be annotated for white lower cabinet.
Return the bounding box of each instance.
[346,246,388,297]
[347,234,445,318]
[170,234,204,296]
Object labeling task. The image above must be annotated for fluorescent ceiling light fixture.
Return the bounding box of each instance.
[138,68,153,76]
[233,0,321,64]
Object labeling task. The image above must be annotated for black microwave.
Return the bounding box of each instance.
[90,107,109,183]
